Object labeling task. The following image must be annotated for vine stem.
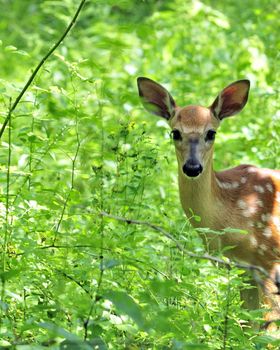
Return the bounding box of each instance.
[0,0,87,139]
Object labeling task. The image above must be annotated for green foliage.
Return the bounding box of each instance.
[0,0,279,348]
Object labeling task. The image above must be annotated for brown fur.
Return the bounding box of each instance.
[172,105,280,324]
[172,106,280,270]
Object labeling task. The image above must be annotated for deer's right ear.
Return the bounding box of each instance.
[137,77,176,120]
[210,80,250,120]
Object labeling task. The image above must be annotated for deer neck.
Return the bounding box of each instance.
[178,157,219,227]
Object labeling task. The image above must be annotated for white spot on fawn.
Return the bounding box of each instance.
[246,210,254,217]
[266,183,273,192]
[248,207,257,216]
[237,199,256,217]
[250,235,258,247]
[258,244,268,255]
[254,185,265,193]
[232,181,239,188]
[237,199,246,210]
[224,183,230,189]
[261,213,271,222]
[248,167,257,173]
[223,182,233,189]
[216,179,226,189]
[263,227,272,238]
[256,199,263,207]
[272,216,280,230]
[240,176,247,184]
[256,222,263,229]
[216,178,239,190]
[259,244,267,251]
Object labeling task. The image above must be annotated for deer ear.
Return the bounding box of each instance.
[137,77,176,120]
[211,80,250,120]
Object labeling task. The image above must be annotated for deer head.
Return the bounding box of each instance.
[137,77,250,178]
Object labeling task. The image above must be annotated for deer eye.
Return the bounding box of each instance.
[171,129,182,141]
[205,130,216,141]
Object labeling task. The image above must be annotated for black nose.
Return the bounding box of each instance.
[182,161,203,177]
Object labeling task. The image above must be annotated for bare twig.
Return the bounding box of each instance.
[100,211,270,280]
[0,0,87,139]
[56,269,91,296]
[40,244,95,250]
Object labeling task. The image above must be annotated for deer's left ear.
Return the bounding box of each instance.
[210,80,250,120]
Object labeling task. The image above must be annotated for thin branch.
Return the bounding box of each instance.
[84,102,105,341]
[0,0,87,139]
[52,131,81,245]
[3,99,12,265]
[12,125,69,205]
[40,244,96,250]
[56,269,91,296]
[100,211,270,280]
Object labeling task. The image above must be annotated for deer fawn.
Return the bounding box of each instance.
[137,77,280,323]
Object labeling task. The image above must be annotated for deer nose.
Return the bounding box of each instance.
[182,161,203,177]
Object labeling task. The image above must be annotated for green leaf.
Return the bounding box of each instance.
[254,335,280,345]
[0,339,11,346]
[0,269,20,282]
[102,259,121,269]
[59,339,100,350]
[172,340,210,349]
[223,227,248,235]
[14,49,29,56]
[0,300,9,311]
[105,291,146,329]
[4,45,17,52]
[37,322,81,341]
